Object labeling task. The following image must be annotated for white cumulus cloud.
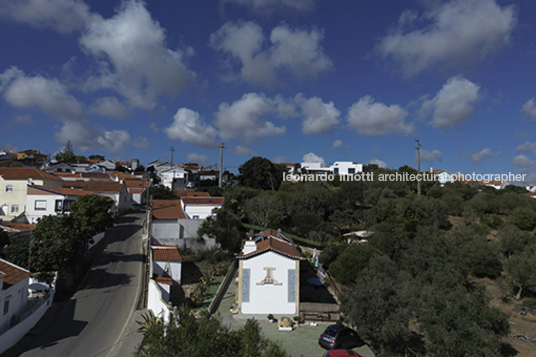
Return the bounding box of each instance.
[0,66,84,120]
[187,153,209,163]
[522,99,536,119]
[235,145,255,156]
[164,108,219,149]
[55,121,130,152]
[331,140,343,149]
[513,154,534,167]
[347,96,413,136]
[221,0,316,14]
[469,148,501,163]
[302,152,324,164]
[377,0,516,76]
[419,149,443,162]
[210,21,332,87]
[90,96,129,119]
[0,0,93,34]
[79,0,196,109]
[215,93,286,144]
[367,159,387,169]
[516,141,536,152]
[422,75,480,130]
[294,94,340,134]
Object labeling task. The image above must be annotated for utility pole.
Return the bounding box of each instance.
[219,143,225,188]
[170,147,175,167]
[415,139,422,196]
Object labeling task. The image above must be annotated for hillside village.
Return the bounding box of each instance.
[0,148,536,357]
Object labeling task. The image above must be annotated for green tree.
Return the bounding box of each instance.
[197,207,245,252]
[69,195,114,246]
[498,225,534,259]
[330,243,380,286]
[0,229,9,258]
[505,244,536,300]
[418,284,509,357]
[238,157,287,191]
[244,192,283,227]
[508,206,536,231]
[89,154,105,161]
[143,185,177,200]
[55,141,75,162]
[341,256,411,355]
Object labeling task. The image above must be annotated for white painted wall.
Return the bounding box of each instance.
[153,260,182,284]
[0,278,29,334]
[182,205,221,219]
[147,279,171,324]
[0,178,61,221]
[0,289,54,355]
[330,161,363,175]
[241,251,298,315]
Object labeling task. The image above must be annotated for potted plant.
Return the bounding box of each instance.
[293,315,302,325]
[267,314,275,323]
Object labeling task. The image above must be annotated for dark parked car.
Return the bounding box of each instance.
[318,324,362,350]
[322,350,363,357]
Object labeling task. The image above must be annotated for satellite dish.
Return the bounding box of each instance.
[27,178,34,185]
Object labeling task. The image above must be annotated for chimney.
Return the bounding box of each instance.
[429,167,433,173]
[242,239,257,255]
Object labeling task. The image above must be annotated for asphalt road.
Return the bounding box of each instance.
[18,211,145,357]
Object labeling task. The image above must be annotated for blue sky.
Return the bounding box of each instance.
[1,0,536,182]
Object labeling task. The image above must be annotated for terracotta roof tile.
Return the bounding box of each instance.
[0,259,31,289]
[152,200,186,220]
[27,185,104,197]
[152,244,181,261]
[62,180,125,192]
[181,197,224,205]
[1,223,36,233]
[0,167,61,181]
[238,229,301,260]
[174,189,210,198]
[154,276,172,285]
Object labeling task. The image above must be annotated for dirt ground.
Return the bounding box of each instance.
[481,278,536,357]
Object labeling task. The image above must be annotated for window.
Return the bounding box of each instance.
[11,205,19,214]
[5,185,13,193]
[3,299,9,315]
[55,200,63,212]
[34,200,47,210]
[333,168,339,175]
[348,168,356,174]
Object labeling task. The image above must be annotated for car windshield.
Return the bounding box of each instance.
[324,327,338,337]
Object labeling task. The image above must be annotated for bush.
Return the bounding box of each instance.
[521,297,536,309]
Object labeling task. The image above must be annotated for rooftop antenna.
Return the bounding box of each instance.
[415,139,421,196]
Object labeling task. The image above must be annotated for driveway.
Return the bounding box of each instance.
[215,278,375,357]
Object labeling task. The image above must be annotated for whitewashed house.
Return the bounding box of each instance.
[25,185,102,224]
[151,244,182,284]
[161,167,189,190]
[180,197,224,220]
[429,169,453,186]
[151,200,216,251]
[0,259,56,355]
[236,229,301,315]
[329,161,363,175]
[62,180,131,215]
[0,168,63,222]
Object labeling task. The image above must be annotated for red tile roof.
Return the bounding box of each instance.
[0,259,31,289]
[174,189,210,198]
[27,185,103,197]
[1,223,36,234]
[237,229,301,260]
[63,180,125,192]
[152,200,186,220]
[181,197,224,205]
[0,168,61,181]
[152,244,182,261]
[154,276,172,285]
[54,172,111,180]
